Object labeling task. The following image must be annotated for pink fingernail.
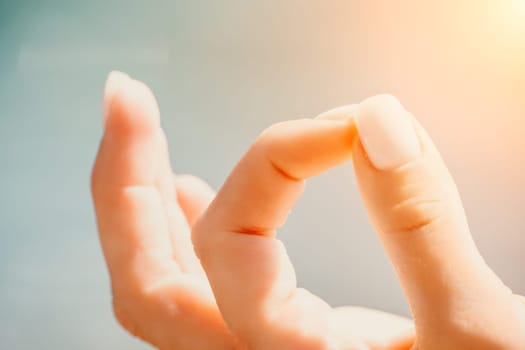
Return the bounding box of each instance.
[355,94,421,170]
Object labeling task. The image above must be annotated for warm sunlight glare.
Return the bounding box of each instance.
[508,0,525,34]
[512,0,525,14]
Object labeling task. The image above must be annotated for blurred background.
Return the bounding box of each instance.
[0,0,524,348]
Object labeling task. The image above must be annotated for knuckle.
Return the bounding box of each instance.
[389,195,446,234]
[253,123,278,153]
[255,119,310,152]
[381,159,464,235]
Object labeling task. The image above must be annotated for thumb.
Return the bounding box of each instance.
[320,95,525,347]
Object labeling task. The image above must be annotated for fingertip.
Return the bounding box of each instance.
[355,94,421,171]
[174,174,216,227]
[174,174,215,200]
[94,73,163,189]
[104,71,129,94]
[103,70,130,126]
[104,74,161,139]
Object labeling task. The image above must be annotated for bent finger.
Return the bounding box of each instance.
[193,118,357,348]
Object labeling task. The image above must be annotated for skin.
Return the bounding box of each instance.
[91,72,525,349]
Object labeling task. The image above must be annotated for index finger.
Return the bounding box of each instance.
[192,117,357,348]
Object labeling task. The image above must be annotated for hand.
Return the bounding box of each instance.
[91,72,525,349]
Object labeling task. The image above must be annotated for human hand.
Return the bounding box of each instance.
[91,72,525,349]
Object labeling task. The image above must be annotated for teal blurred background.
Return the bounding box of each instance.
[1,1,524,348]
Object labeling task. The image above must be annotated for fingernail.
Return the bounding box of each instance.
[103,70,129,127]
[355,94,420,170]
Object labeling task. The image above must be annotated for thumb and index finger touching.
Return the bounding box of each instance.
[193,94,522,346]
[92,69,522,348]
